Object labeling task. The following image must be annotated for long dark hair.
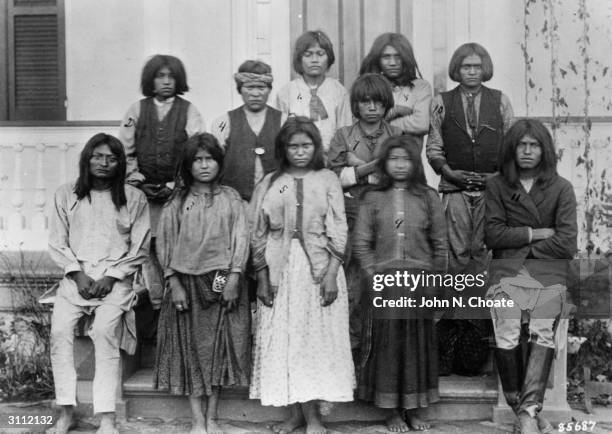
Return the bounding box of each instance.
[173,133,225,202]
[499,118,557,187]
[359,32,422,87]
[267,117,325,186]
[375,135,427,191]
[74,133,127,210]
[140,54,189,97]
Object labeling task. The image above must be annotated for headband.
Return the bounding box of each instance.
[234,72,273,86]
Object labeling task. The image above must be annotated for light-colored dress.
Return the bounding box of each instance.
[275,76,352,153]
[249,170,355,406]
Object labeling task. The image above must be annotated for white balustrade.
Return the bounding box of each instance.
[59,143,69,185]
[7,143,25,233]
[0,123,609,252]
[32,143,47,231]
[0,125,120,250]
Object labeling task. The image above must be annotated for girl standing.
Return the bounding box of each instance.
[353,136,447,432]
[249,117,355,434]
[154,133,250,434]
[276,30,352,155]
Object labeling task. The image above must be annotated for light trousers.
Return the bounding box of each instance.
[491,291,561,350]
[50,295,123,413]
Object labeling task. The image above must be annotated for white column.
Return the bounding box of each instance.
[264,0,291,105]
[255,0,272,63]
[58,142,69,185]
[32,143,47,231]
[8,143,25,232]
[229,0,256,109]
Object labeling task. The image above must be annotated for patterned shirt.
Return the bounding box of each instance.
[275,76,353,153]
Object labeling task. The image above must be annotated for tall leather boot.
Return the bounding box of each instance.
[518,343,555,434]
[494,346,524,413]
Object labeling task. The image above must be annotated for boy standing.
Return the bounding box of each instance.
[118,55,205,309]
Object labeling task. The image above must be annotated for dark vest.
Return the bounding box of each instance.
[440,86,503,174]
[135,96,189,184]
[222,106,281,201]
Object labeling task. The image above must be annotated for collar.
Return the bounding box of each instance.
[190,183,222,197]
[459,85,482,98]
[153,96,175,107]
[357,120,385,140]
[298,75,327,90]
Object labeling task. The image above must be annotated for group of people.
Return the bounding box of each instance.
[46,29,577,434]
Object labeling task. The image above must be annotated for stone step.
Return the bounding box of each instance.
[123,369,498,422]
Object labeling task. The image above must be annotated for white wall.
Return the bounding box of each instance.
[64,0,291,127]
[1,0,610,253]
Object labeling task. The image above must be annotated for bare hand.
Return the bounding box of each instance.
[140,184,173,203]
[442,167,482,190]
[532,228,556,240]
[90,276,117,299]
[222,273,241,311]
[169,275,189,312]
[320,270,338,307]
[70,271,95,300]
[256,269,274,307]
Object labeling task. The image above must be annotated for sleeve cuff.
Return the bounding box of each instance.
[126,171,145,183]
[230,267,243,274]
[429,158,447,174]
[326,244,345,263]
[527,227,533,243]
[253,263,268,272]
[339,167,358,188]
[105,268,126,281]
[163,269,177,278]
[64,263,82,277]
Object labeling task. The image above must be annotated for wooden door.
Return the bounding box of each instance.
[289,0,415,89]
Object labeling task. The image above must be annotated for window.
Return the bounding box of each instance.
[0,0,66,121]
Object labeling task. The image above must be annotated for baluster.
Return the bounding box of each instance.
[58,142,69,185]
[32,143,47,230]
[7,143,24,231]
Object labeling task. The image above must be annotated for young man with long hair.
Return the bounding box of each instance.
[48,133,150,434]
[486,119,577,434]
[426,43,515,376]
[360,32,432,151]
